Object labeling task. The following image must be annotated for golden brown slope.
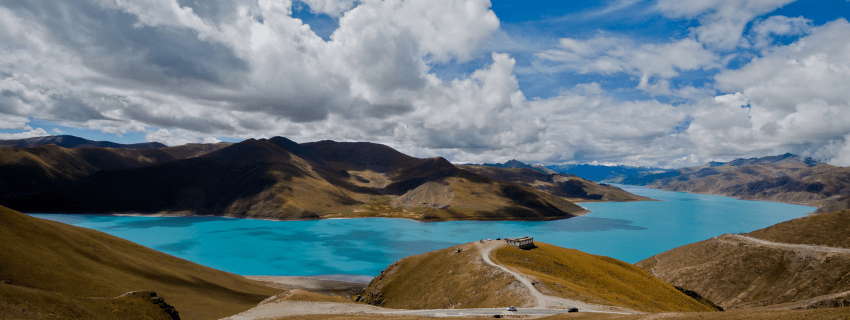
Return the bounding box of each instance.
[359,241,716,313]
[0,287,177,320]
[491,243,718,313]
[748,209,850,248]
[0,205,280,320]
[459,165,650,202]
[637,210,850,310]
[357,242,536,309]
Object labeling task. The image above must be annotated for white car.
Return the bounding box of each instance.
[506,306,517,311]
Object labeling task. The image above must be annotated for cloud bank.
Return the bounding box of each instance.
[1,0,849,167]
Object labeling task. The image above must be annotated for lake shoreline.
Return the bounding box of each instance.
[32,208,593,223]
[29,187,815,275]
[245,275,372,299]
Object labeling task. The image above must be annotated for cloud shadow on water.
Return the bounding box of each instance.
[154,239,200,254]
[103,216,222,229]
[544,216,647,232]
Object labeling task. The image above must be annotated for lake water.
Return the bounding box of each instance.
[30,186,814,276]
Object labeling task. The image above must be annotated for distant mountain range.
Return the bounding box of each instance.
[0,136,649,221]
[0,135,168,149]
[632,154,850,207]
[533,154,849,208]
[7,134,843,213]
[545,163,670,183]
[474,159,557,174]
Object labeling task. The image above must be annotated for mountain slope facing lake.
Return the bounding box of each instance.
[460,164,650,202]
[1,138,591,221]
[637,208,850,310]
[0,205,279,320]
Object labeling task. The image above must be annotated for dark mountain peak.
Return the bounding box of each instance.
[267,136,299,148]
[202,137,324,167]
[301,140,421,172]
[724,153,819,167]
[0,135,166,149]
[268,136,326,165]
[427,156,454,167]
[479,159,552,174]
[504,159,531,168]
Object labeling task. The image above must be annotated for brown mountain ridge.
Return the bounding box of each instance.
[460,164,650,202]
[0,136,650,221]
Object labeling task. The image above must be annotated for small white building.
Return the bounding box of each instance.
[505,236,534,249]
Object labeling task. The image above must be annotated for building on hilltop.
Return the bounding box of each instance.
[505,236,534,249]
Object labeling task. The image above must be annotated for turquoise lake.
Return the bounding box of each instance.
[30,186,814,276]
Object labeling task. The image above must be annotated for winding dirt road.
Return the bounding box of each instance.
[475,240,638,314]
[730,234,850,254]
[477,241,547,308]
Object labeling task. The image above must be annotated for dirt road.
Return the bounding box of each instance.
[730,234,850,254]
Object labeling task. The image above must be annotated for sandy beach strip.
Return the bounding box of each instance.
[245,275,372,293]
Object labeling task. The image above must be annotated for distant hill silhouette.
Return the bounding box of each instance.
[0,137,597,221]
[546,164,670,183]
[0,135,166,149]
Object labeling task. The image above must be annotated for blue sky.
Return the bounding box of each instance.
[1,0,850,167]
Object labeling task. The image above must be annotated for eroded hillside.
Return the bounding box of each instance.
[637,209,850,310]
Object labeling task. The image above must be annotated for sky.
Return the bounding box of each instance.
[1,0,850,168]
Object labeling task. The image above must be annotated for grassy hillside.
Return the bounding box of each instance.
[0,287,177,320]
[748,209,850,248]
[358,242,535,309]
[0,205,280,320]
[460,165,650,202]
[359,241,716,313]
[491,243,718,313]
[637,209,850,310]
